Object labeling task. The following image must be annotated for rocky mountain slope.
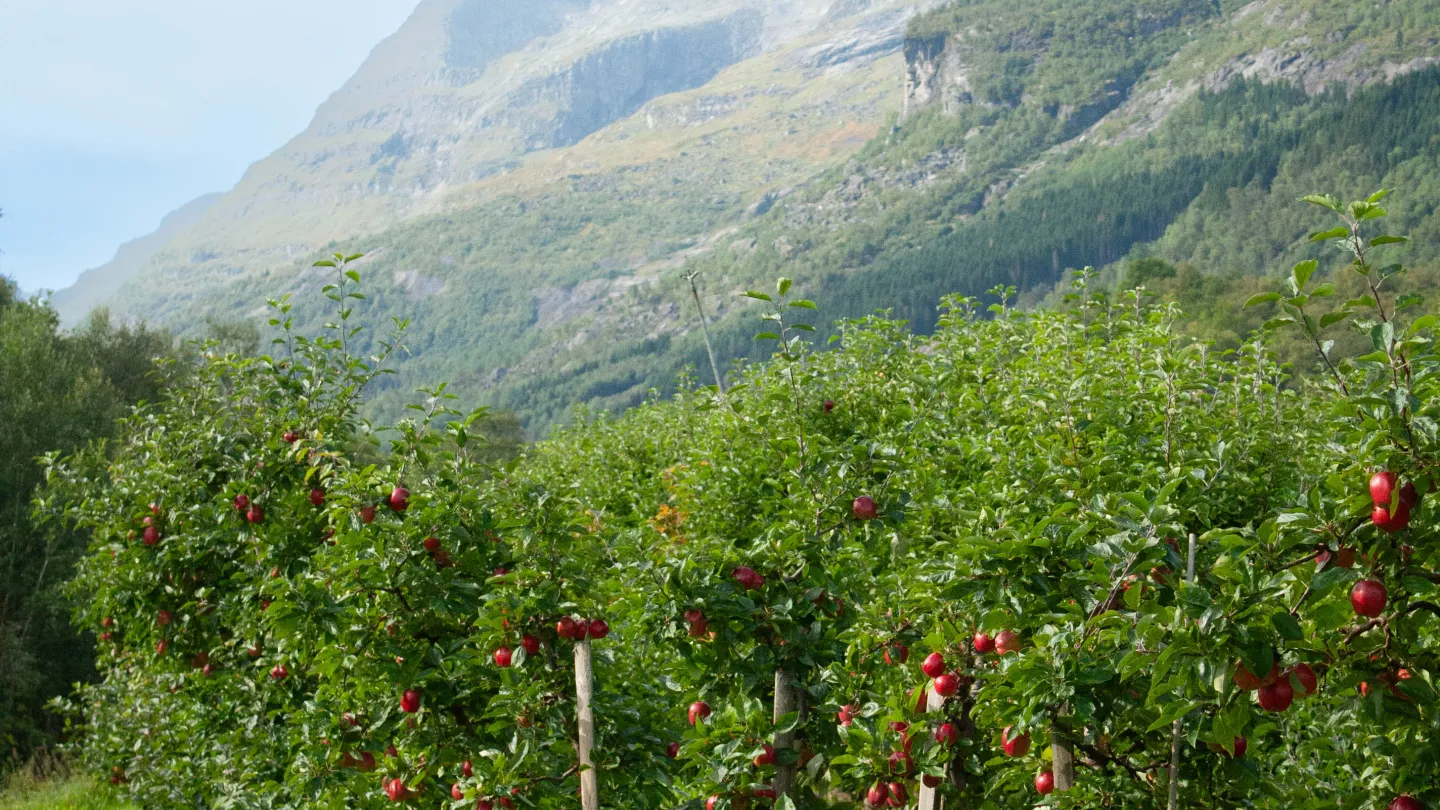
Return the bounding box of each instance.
[56,0,1440,431]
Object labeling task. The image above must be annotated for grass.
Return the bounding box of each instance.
[0,751,127,810]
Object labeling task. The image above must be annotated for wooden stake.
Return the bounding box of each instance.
[576,639,598,810]
[1167,533,1198,810]
[1051,719,1075,791]
[773,668,799,799]
[917,685,945,810]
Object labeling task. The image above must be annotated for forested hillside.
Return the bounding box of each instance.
[53,0,1440,432]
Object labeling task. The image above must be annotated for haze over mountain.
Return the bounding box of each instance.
[54,0,1440,430]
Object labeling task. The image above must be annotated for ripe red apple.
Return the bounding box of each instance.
[1001,726,1030,757]
[233,493,249,511]
[838,704,857,726]
[459,759,473,778]
[688,700,712,725]
[921,652,946,678]
[478,802,495,810]
[248,645,261,658]
[866,783,887,807]
[494,647,513,668]
[852,495,878,521]
[385,745,398,758]
[754,787,777,800]
[157,609,171,626]
[360,505,376,524]
[452,784,465,800]
[557,616,579,639]
[935,722,959,746]
[1034,770,1055,795]
[309,488,325,506]
[1371,471,1398,505]
[156,639,168,655]
[588,619,610,639]
[423,537,441,553]
[401,689,421,713]
[665,741,679,759]
[269,664,287,680]
[283,430,299,444]
[1257,678,1293,712]
[1290,663,1318,698]
[753,744,775,767]
[389,486,410,512]
[385,777,406,801]
[922,774,942,788]
[1334,547,1356,568]
[1214,736,1246,758]
[887,782,907,806]
[707,797,720,810]
[972,632,994,653]
[1389,796,1424,810]
[521,634,540,655]
[1232,662,1278,691]
[1374,499,1411,532]
[571,617,589,641]
[732,566,764,590]
[823,400,835,413]
[884,642,909,666]
[99,631,112,642]
[1351,579,1388,618]
[685,610,709,638]
[246,505,265,524]
[933,673,959,697]
[102,615,113,628]
[343,712,361,727]
[142,526,161,545]
[994,630,1021,655]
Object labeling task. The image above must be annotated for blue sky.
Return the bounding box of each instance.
[0,0,423,293]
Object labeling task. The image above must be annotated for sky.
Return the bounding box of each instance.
[0,0,424,293]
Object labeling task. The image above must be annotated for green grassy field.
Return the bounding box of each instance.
[0,777,125,810]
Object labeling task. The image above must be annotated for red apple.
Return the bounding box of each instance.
[233,493,249,511]
[935,722,959,746]
[823,400,835,413]
[1257,678,1294,712]
[494,647,513,668]
[423,537,441,553]
[156,640,169,655]
[972,632,994,653]
[1374,500,1411,532]
[1034,770,1055,795]
[1233,662,1278,691]
[385,746,398,758]
[461,759,473,778]
[753,744,775,767]
[887,782,907,806]
[269,664,287,680]
[665,741,679,759]
[157,609,171,626]
[921,652,946,678]
[1001,726,1030,757]
[452,784,465,800]
[385,777,406,801]
[389,486,410,512]
[248,645,261,658]
[838,704,857,726]
[400,689,421,713]
[687,614,709,638]
[102,615,113,628]
[283,430,299,444]
[358,752,376,771]
[557,616,579,639]
[360,505,376,524]
[754,787,777,800]
[521,634,540,655]
[309,488,325,506]
[246,505,265,524]
[707,797,720,810]
[933,673,959,697]
[866,783,887,807]
[1401,481,1421,508]
[732,566,764,590]
[1371,471,1398,505]
[852,496,878,521]
[201,663,215,677]
[994,630,1021,655]
[1290,663,1318,698]
[1334,547,1356,569]
[1351,579,1388,618]
[688,700,712,726]
[1390,796,1424,810]
[588,619,610,639]
[884,642,909,666]
[142,526,160,545]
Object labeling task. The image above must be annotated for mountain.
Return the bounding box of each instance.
[56,0,1440,430]
[51,193,221,322]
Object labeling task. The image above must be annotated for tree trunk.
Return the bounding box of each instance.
[1050,720,1074,791]
[576,639,598,810]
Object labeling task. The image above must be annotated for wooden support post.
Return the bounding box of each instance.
[1051,719,1074,791]
[773,668,799,799]
[576,639,598,810]
[917,685,945,810]
[1167,533,1198,810]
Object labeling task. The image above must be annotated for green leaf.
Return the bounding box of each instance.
[754,332,781,341]
[745,291,773,301]
[1367,189,1392,204]
[789,300,817,309]
[1300,193,1342,212]
[777,278,793,296]
[1370,235,1407,246]
[1243,292,1282,309]
[1308,226,1349,242]
[1319,311,1349,329]
[1271,612,1303,641]
[1291,260,1318,291]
